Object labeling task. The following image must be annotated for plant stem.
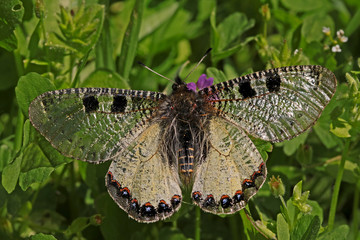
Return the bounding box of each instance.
[328,139,350,231]
[352,179,359,240]
[195,206,201,240]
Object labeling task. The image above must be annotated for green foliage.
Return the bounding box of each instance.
[0,0,359,239]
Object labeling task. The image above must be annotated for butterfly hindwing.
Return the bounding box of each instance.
[29,88,165,163]
[191,117,266,214]
[201,65,337,142]
[106,122,182,223]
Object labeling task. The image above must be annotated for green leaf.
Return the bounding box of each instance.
[291,215,319,240]
[0,32,17,51]
[276,131,308,156]
[64,217,90,237]
[301,13,334,43]
[325,159,359,184]
[0,144,12,171]
[81,69,130,89]
[317,225,349,240]
[206,67,228,84]
[0,0,24,51]
[1,153,21,193]
[15,72,56,117]
[216,12,255,51]
[30,233,57,240]
[139,2,179,40]
[252,138,273,161]
[345,7,360,36]
[330,118,352,138]
[277,213,290,240]
[301,215,320,240]
[118,0,144,79]
[158,227,187,240]
[280,0,330,12]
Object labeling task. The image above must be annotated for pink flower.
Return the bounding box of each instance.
[187,74,214,92]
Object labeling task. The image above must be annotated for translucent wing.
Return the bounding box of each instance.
[106,123,182,223]
[191,117,266,214]
[200,65,337,142]
[29,88,165,163]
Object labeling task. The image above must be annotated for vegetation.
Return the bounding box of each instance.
[0,0,359,239]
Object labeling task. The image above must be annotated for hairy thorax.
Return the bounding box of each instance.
[157,85,213,185]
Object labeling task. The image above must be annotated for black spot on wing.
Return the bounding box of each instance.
[238,79,256,99]
[83,96,99,112]
[111,95,127,113]
[265,72,281,92]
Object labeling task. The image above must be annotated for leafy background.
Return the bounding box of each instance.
[0,0,359,239]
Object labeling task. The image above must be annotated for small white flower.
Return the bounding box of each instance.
[336,29,345,38]
[331,44,341,52]
[294,49,299,55]
[339,36,348,43]
[322,27,331,35]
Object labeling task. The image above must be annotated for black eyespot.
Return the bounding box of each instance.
[111,95,127,113]
[171,195,181,208]
[238,80,256,99]
[242,179,255,189]
[83,95,99,112]
[140,203,156,218]
[119,187,131,199]
[129,199,140,213]
[220,195,232,209]
[203,195,216,208]
[233,190,244,203]
[265,72,281,92]
[192,191,202,202]
[158,200,172,213]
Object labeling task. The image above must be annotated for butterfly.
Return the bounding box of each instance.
[28,63,336,223]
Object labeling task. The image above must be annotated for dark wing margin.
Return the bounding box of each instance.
[29,88,166,163]
[199,65,337,142]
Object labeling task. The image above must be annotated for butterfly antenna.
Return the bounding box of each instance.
[137,61,175,84]
[183,48,212,82]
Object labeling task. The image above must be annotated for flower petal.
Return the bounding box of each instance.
[196,74,214,90]
[186,82,197,92]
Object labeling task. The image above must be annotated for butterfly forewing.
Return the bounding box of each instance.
[191,117,266,214]
[29,88,165,163]
[28,62,337,223]
[106,122,182,223]
[201,65,337,142]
